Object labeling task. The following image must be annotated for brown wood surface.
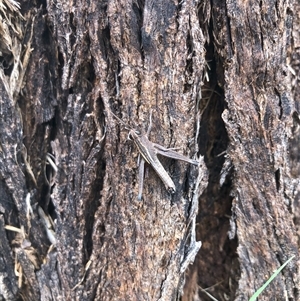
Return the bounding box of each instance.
[0,0,299,301]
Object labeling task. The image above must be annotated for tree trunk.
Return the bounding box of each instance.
[0,1,298,301]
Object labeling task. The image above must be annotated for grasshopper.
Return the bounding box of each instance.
[111,111,199,200]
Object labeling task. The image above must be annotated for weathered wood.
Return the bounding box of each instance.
[185,0,299,300]
[1,0,205,300]
[290,0,300,255]
[0,0,299,300]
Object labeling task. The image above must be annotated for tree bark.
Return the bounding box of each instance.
[0,0,299,301]
[184,1,299,300]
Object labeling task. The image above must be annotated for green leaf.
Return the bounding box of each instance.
[249,255,295,301]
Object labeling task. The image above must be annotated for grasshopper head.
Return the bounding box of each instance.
[128,129,141,140]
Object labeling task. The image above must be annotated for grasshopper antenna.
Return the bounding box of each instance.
[110,111,132,130]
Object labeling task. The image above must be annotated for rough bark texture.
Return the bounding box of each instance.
[221,1,299,300]
[290,0,300,246]
[1,0,205,300]
[0,1,299,301]
[183,1,299,300]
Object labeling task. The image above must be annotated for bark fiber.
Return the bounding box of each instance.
[0,0,299,301]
